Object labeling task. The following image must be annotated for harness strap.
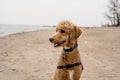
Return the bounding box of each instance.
[57,62,83,70]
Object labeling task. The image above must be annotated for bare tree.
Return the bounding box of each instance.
[105,0,120,27]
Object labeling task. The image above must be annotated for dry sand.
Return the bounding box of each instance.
[0,27,120,80]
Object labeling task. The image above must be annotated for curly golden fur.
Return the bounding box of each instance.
[49,20,83,80]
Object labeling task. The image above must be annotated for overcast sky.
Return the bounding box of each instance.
[0,0,108,26]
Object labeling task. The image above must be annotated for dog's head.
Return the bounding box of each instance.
[49,20,82,47]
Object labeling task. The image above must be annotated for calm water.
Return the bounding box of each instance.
[0,24,54,36]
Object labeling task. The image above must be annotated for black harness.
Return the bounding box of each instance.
[57,44,83,70]
[57,62,83,70]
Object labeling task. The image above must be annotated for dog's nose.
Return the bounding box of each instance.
[49,38,54,42]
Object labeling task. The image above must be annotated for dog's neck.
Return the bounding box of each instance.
[63,44,78,52]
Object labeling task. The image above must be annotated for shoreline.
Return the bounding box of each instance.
[1,27,120,37]
[0,24,54,37]
[0,28,54,38]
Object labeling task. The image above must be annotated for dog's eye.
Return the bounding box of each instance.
[60,29,65,33]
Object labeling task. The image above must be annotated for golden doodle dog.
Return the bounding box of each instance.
[49,20,83,80]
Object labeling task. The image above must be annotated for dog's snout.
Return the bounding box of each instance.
[49,38,54,42]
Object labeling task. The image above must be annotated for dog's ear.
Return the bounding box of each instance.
[69,26,82,43]
[75,26,82,39]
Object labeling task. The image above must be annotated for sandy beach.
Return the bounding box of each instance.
[0,27,120,80]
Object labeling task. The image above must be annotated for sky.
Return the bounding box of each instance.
[0,0,108,26]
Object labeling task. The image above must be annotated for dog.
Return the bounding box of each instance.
[49,20,83,80]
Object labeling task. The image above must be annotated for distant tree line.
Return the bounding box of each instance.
[105,0,120,27]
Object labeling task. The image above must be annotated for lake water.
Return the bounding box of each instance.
[0,24,54,36]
